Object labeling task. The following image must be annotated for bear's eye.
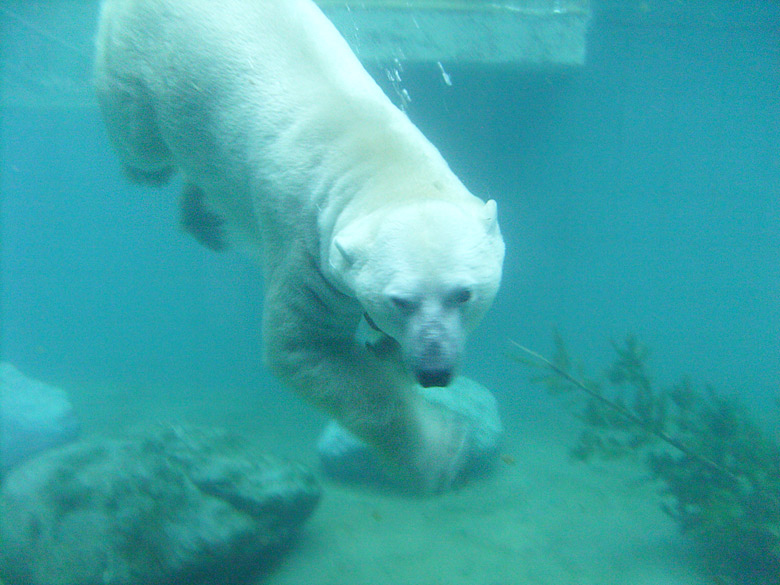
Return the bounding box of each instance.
[450,288,472,305]
[390,296,418,314]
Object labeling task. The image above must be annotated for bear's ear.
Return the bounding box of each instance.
[326,234,363,297]
[330,217,371,277]
[333,237,357,268]
[482,199,499,235]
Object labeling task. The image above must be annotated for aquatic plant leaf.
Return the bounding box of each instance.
[508,332,580,395]
[511,331,780,583]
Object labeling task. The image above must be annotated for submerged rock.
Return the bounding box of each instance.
[0,362,80,475]
[0,425,321,585]
[318,376,503,490]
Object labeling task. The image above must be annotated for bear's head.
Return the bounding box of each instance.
[329,198,504,387]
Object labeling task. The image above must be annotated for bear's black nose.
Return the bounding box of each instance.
[417,368,453,388]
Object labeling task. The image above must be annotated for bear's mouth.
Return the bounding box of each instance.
[416,368,453,388]
[363,313,455,388]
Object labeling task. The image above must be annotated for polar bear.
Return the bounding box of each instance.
[95,0,504,492]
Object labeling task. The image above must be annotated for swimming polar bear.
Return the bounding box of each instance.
[94,0,504,492]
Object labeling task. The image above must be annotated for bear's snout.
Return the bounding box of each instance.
[407,324,459,388]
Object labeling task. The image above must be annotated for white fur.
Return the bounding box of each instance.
[95,0,504,492]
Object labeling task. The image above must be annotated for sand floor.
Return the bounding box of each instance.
[264,437,710,585]
[66,381,712,585]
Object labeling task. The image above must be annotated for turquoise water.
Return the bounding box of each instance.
[1,1,779,583]
[4,1,777,406]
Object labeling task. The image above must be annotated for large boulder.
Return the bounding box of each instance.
[0,362,80,474]
[0,425,321,585]
[317,376,503,490]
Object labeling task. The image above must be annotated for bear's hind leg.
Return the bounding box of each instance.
[179,184,227,251]
[96,70,176,185]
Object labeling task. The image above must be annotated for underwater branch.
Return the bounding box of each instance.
[508,339,736,480]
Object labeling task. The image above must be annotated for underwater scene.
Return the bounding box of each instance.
[1,0,779,584]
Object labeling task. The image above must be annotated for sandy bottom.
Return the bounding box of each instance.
[268,442,710,585]
[68,381,711,585]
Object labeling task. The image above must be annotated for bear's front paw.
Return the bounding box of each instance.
[407,400,471,494]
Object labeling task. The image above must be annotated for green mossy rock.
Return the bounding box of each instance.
[0,425,321,585]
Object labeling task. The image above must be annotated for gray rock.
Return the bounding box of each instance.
[0,425,321,585]
[0,362,80,474]
[317,376,503,489]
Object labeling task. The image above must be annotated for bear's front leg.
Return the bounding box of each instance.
[262,268,468,493]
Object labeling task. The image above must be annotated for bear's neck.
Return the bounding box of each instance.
[317,117,473,253]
